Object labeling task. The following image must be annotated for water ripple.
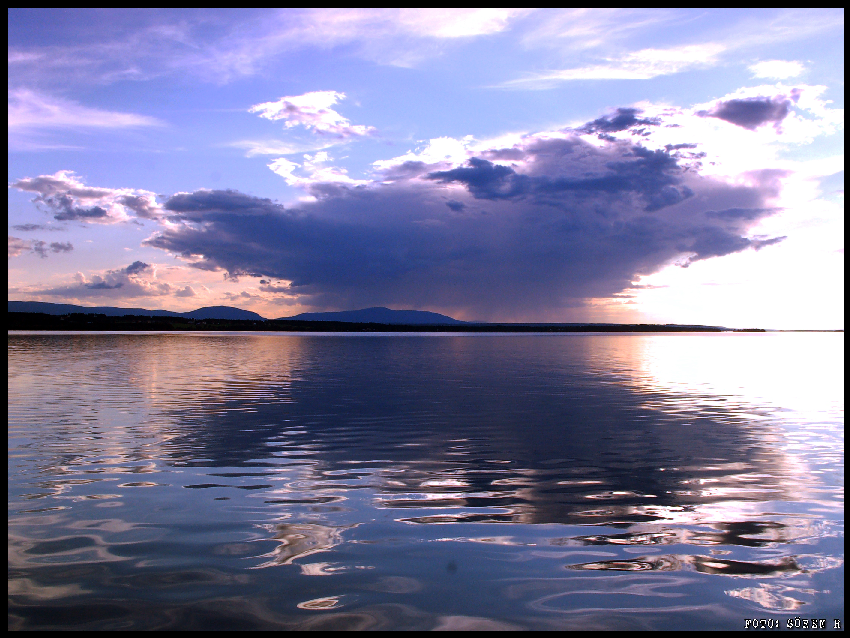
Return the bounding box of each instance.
[8,332,844,630]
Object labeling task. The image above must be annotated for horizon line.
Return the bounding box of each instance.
[7,300,845,332]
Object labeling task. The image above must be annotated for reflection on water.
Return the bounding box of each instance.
[8,332,844,630]
[569,554,803,575]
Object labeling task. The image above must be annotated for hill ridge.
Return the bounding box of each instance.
[8,301,264,321]
[278,306,465,325]
[7,301,465,324]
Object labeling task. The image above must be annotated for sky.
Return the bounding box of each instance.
[7,8,844,328]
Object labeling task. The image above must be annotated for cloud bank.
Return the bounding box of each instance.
[12,84,835,319]
[30,261,179,299]
[141,151,782,319]
[142,96,802,318]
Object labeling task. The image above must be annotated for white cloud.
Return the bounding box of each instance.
[249,91,375,138]
[268,152,369,190]
[372,137,475,174]
[267,158,301,183]
[749,60,805,79]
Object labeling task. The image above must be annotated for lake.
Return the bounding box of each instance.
[8,332,844,630]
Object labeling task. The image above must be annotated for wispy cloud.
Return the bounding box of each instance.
[8,89,162,130]
[287,8,529,41]
[498,43,727,88]
[228,139,335,158]
[497,8,842,90]
[207,8,534,70]
[8,8,842,90]
[8,8,533,89]
[516,8,675,52]
[8,89,163,151]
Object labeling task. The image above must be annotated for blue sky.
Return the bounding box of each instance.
[8,8,844,327]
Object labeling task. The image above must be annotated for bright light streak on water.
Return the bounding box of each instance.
[8,332,844,630]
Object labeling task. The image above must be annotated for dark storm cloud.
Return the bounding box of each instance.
[481,147,527,161]
[427,145,694,212]
[427,157,530,200]
[580,108,661,135]
[677,229,787,267]
[165,190,276,216]
[754,236,786,250]
[377,161,430,181]
[124,260,152,275]
[259,283,294,293]
[705,207,778,221]
[700,95,793,130]
[142,127,785,319]
[48,197,110,221]
[85,280,124,290]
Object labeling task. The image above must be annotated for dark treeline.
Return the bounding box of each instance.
[7,311,759,332]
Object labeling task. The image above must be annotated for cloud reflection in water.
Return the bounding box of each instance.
[8,332,844,629]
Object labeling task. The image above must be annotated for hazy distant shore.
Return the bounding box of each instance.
[8,311,769,332]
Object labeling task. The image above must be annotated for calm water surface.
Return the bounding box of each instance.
[8,332,844,630]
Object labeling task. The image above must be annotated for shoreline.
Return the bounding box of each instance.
[6,311,781,333]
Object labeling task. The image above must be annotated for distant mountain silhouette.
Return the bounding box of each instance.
[8,301,743,330]
[7,301,460,324]
[279,307,465,325]
[182,306,265,320]
[9,301,754,331]
[8,301,265,321]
